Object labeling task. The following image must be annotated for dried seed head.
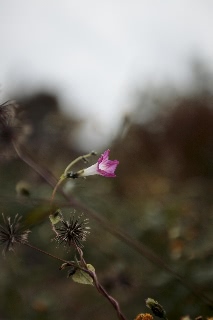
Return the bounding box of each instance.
[55,213,90,249]
[0,100,31,159]
[0,213,30,255]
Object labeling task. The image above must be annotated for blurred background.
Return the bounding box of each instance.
[0,1,213,319]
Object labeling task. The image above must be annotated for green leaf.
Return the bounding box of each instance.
[87,264,95,272]
[72,264,95,285]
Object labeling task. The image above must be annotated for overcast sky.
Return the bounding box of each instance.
[0,0,213,148]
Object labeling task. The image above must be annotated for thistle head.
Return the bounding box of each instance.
[55,213,90,249]
[0,213,30,255]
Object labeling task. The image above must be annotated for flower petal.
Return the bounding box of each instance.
[97,149,119,177]
[79,149,119,178]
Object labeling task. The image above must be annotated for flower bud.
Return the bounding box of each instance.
[145,298,167,319]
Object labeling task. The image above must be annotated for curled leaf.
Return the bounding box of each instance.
[59,263,70,270]
[49,209,62,225]
[67,267,77,277]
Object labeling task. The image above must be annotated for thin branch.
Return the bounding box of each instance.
[22,242,74,266]
[23,242,127,320]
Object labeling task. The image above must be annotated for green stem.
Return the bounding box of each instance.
[64,151,96,175]
[50,176,65,210]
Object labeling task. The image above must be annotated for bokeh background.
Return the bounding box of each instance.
[0,1,213,319]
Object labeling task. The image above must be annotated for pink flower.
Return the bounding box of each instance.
[81,149,119,177]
